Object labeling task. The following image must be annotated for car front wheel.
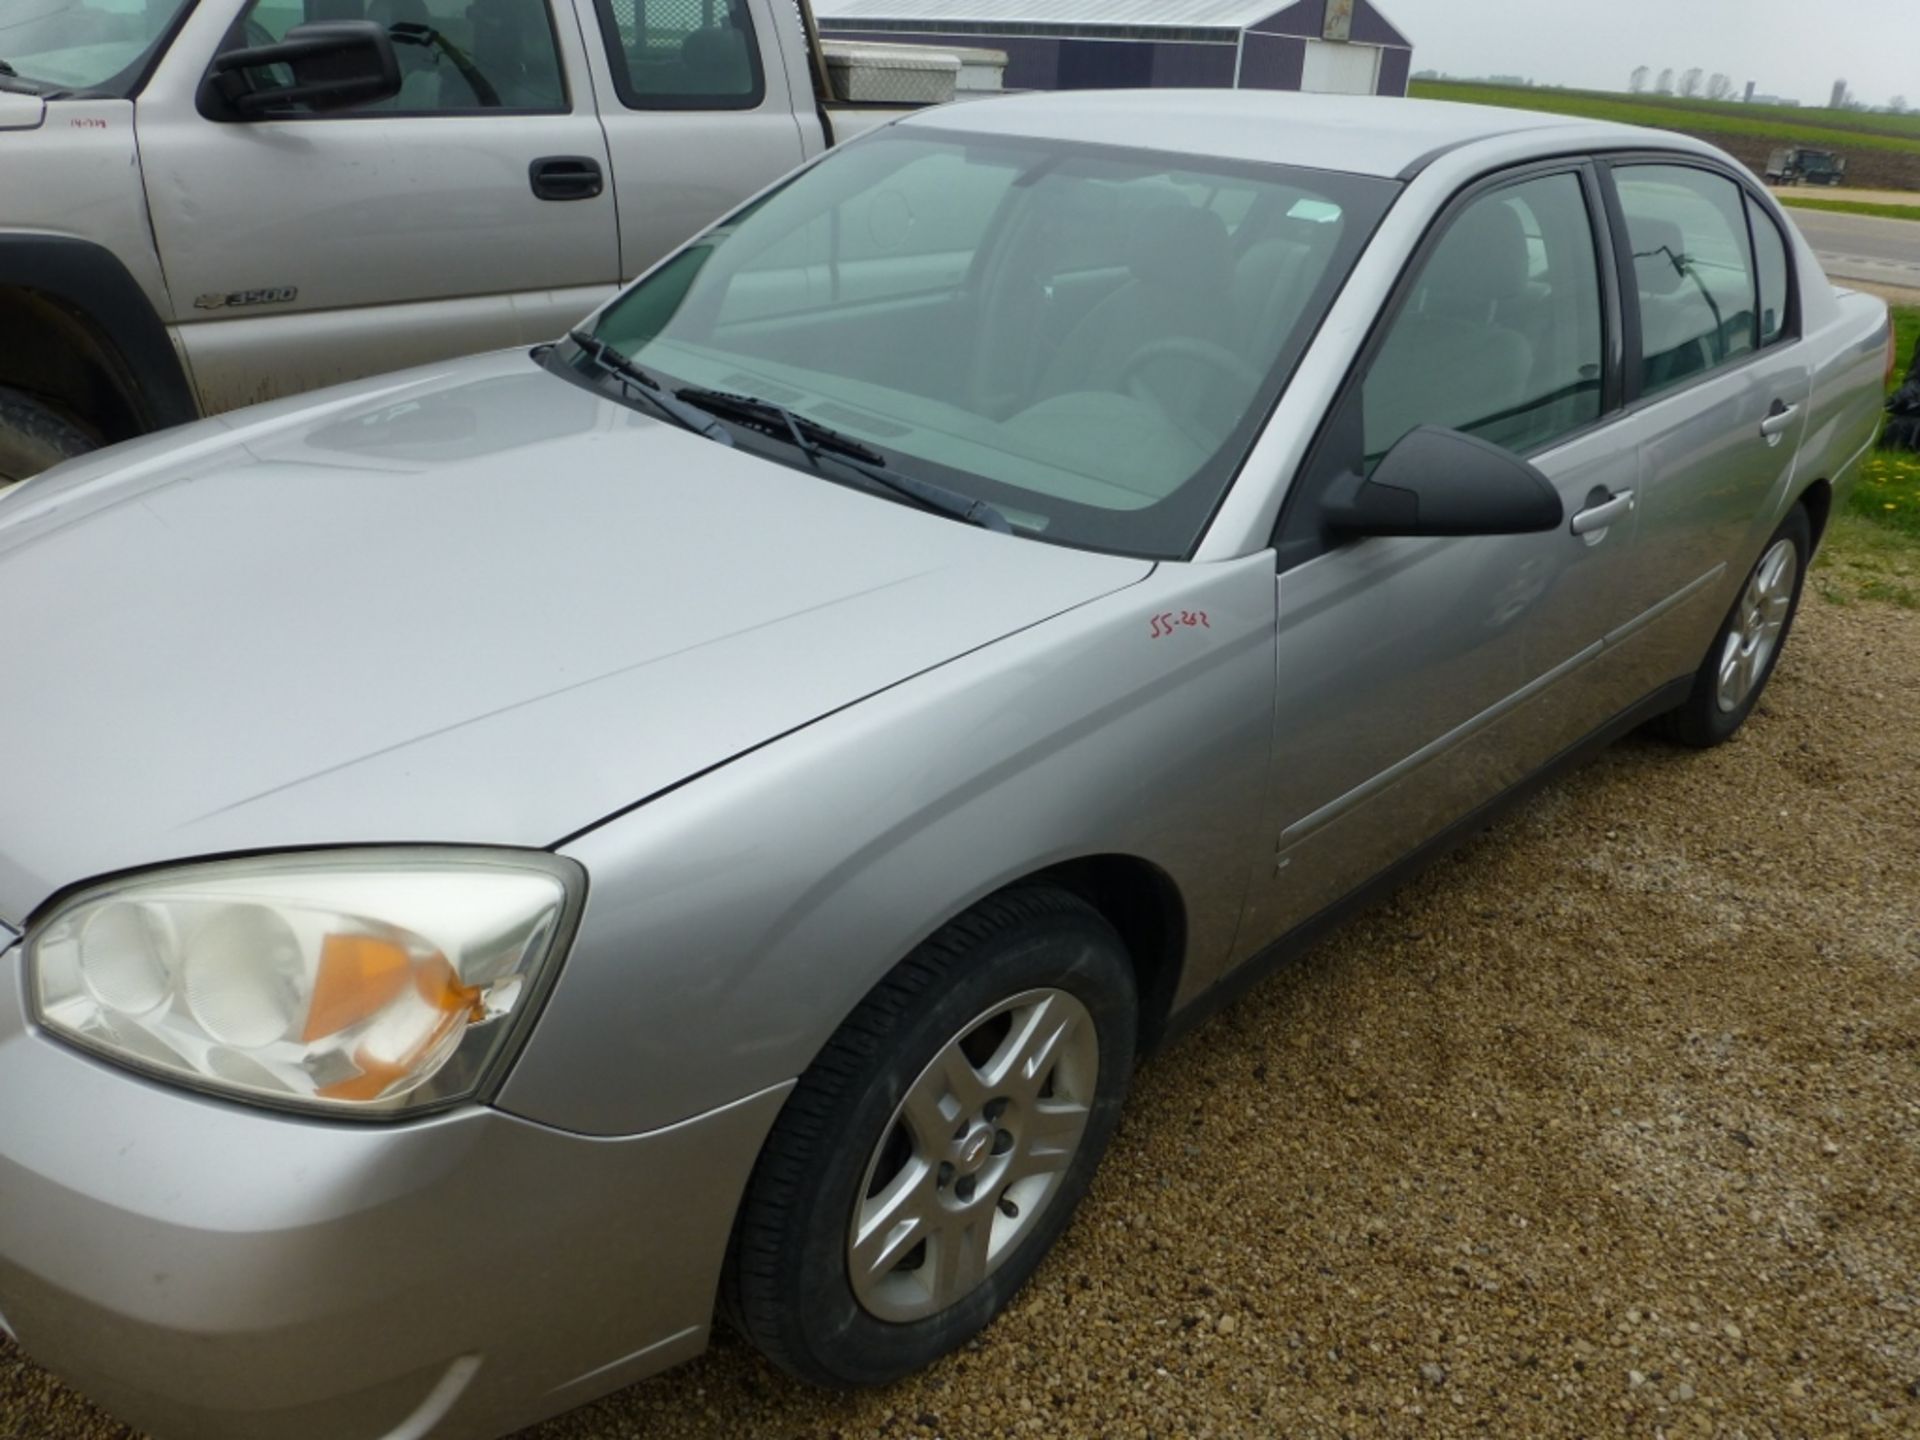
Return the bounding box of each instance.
[723,885,1136,1387]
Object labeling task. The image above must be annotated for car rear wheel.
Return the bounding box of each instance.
[722,885,1136,1387]
[1656,504,1810,748]
[0,386,98,484]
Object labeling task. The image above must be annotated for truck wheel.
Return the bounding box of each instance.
[0,387,98,483]
[723,885,1136,1387]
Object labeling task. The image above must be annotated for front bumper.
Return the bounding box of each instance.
[0,943,790,1440]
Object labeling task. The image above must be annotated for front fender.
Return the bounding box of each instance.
[501,553,1279,1137]
[0,233,197,431]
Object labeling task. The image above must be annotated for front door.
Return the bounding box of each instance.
[135,0,620,412]
[1239,164,1644,951]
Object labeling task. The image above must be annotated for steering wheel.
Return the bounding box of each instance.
[1120,337,1266,448]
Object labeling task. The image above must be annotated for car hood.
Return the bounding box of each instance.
[0,353,1151,924]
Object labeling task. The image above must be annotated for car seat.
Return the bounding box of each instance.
[1038,203,1234,407]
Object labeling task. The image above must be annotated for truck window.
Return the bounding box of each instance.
[231,0,567,112]
[0,0,196,95]
[590,0,765,110]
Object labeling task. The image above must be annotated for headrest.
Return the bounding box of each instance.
[1628,215,1690,297]
[1422,199,1530,313]
[1127,204,1231,293]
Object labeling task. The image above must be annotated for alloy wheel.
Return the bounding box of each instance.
[1716,538,1798,713]
[849,988,1099,1323]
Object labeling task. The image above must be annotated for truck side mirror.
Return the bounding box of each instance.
[202,21,401,119]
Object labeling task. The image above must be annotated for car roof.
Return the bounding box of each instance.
[898,90,1680,179]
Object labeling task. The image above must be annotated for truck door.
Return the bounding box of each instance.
[570,0,813,281]
[134,0,620,412]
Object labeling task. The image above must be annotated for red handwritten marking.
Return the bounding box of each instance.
[1149,610,1210,639]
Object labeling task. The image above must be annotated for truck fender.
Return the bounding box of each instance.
[0,233,198,435]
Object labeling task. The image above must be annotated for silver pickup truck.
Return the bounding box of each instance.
[0,0,958,480]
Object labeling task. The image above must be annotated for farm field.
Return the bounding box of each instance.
[1412,81,1920,190]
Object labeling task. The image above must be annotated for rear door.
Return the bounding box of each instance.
[1597,159,1813,698]
[571,0,812,281]
[1240,163,1644,949]
[135,0,619,412]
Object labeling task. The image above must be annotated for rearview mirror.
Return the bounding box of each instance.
[204,20,401,118]
[1322,426,1563,539]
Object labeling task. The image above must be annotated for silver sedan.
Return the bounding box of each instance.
[0,91,1891,1440]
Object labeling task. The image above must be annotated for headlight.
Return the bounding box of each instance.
[27,849,582,1118]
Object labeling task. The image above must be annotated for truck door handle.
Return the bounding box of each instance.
[1759,399,1800,441]
[1571,487,1635,538]
[529,156,603,201]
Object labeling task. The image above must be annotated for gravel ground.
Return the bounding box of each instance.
[4,591,1917,1440]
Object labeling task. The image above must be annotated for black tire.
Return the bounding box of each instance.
[0,386,97,483]
[1656,504,1811,748]
[723,885,1136,1387]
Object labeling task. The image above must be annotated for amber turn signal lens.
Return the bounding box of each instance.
[303,934,412,1042]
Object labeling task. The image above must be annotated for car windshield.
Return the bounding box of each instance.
[0,0,194,94]
[584,129,1396,558]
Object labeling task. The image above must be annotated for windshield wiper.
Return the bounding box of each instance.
[675,387,1013,534]
[566,330,733,446]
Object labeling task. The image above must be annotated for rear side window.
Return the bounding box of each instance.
[1613,164,1759,395]
[593,0,764,109]
[1361,171,1605,464]
[1748,196,1793,347]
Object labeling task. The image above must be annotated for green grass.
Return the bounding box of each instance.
[1777,197,1920,222]
[1410,80,1920,158]
[1815,510,1920,607]
[1815,305,1920,600]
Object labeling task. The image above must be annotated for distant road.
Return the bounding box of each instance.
[1780,206,1920,292]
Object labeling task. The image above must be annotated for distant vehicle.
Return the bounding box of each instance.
[1765,146,1848,186]
[0,93,1893,1440]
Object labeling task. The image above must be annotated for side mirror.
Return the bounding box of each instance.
[204,20,401,118]
[1323,426,1564,539]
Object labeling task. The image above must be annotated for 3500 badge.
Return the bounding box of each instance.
[193,286,298,310]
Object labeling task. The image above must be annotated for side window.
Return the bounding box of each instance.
[1748,196,1793,347]
[234,0,566,112]
[1614,165,1759,395]
[1361,171,1604,464]
[593,0,763,110]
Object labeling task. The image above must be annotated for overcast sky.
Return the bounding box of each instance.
[1383,0,1918,108]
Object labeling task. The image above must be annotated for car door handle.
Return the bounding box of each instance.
[529,156,603,202]
[1570,488,1635,537]
[1759,400,1800,439]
